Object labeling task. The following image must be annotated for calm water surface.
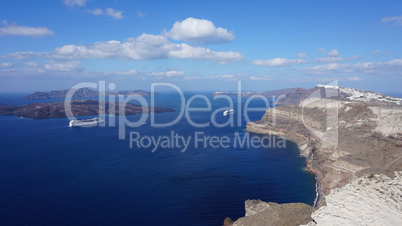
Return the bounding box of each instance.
[0,92,316,225]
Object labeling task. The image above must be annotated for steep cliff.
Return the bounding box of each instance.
[228,86,402,225]
[247,98,402,204]
[303,172,402,225]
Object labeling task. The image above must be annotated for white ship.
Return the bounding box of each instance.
[223,109,235,116]
[69,117,103,127]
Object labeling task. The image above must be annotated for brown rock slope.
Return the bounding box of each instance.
[225,200,315,226]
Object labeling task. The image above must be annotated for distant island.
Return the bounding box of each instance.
[0,99,174,119]
[21,88,153,100]
[211,87,298,98]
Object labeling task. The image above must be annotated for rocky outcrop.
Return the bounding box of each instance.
[0,99,175,119]
[303,172,402,225]
[226,200,315,226]
[21,88,152,100]
[230,172,402,226]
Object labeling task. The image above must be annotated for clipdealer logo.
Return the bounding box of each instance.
[64,79,340,151]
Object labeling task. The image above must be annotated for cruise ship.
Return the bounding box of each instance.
[223,109,235,116]
[69,117,103,127]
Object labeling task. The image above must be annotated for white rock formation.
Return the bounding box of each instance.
[368,106,402,136]
[304,172,402,226]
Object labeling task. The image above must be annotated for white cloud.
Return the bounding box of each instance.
[86,8,123,20]
[0,62,12,68]
[61,0,88,7]
[148,70,184,77]
[300,63,345,75]
[252,50,360,67]
[3,34,174,60]
[380,16,402,26]
[327,49,339,57]
[344,76,361,81]
[184,74,236,81]
[300,59,402,76]
[0,24,243,63]
[0,22,54,37]
[166,17,235,44]
[318,48,339,57]
[297,52,307,58]
[137,11,146,18]
[315,55,361,63]
[104,69,184,79]
[43,61,82,71]
[165,70,184,77]
[87,8,103,16]
[168,43,244,63]
[105,69,137,76]
[106,8,123,20]
[23,62,38,67]
[371,49,392,57]
[252,58,307,67]
[249,76,274,81]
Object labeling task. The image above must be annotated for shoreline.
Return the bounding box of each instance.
[244,122,324,207]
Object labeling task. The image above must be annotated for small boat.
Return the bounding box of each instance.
[223,109,235,116]
[69,117,103,127]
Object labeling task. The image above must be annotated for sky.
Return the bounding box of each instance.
[0,0,402,93]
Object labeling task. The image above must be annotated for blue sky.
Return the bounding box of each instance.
[0,0,402,93]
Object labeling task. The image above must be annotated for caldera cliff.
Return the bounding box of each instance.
[225,85,402,225]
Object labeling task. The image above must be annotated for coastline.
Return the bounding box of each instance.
[244,97,402,209]
[245,126,324,207]
[225,98,402,225]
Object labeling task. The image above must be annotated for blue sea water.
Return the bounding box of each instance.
[0,92,316,225]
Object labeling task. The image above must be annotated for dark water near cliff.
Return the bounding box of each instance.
[0,92,316,225]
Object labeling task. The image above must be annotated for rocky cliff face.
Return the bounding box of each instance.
[246,98,402,201]
[228,86,402,225]
[303,172,402,225]
[229,172,402,226]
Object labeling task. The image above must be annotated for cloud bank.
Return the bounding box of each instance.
[1,33,244,64]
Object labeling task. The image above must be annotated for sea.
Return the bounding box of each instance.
[0,92,316,225]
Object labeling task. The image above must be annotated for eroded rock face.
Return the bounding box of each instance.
[304,172,402,226]
[228,87,401,225]
[244,199,271,216]
[229,200,315,226]
[246,99,402,205]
